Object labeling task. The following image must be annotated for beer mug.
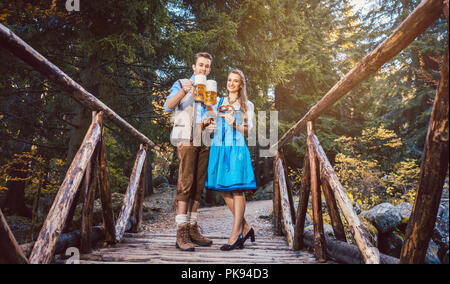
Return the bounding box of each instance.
[205,80,218,106]
[193,74,207,102]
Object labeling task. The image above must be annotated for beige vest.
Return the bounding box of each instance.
[170,79,194,144]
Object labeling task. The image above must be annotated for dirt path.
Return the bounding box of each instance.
[141,185,276,239]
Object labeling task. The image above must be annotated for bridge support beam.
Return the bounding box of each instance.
[28,113,102,264]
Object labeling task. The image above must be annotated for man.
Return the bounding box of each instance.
[164,52,215,251]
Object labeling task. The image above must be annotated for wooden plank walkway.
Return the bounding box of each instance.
[78,232,321,264]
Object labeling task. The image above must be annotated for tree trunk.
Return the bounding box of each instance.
[293,151,311,251]
[400,42,449,264]
[0,208,29,264]
[145,150,153,196]
[272,0,444,151]
[168,151,178,185]
[66,105,92,169]
[2,158,31,218]
[0,24,155,149]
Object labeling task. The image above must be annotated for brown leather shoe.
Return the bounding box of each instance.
[176,224,195,251]
[189,223,213,246]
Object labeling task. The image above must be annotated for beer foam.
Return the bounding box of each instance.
[194,74,207,85]
[206,80,217,91]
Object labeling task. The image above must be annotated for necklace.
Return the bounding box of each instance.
[227,95,238,105]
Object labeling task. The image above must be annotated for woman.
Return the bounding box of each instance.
[205,69,257,251]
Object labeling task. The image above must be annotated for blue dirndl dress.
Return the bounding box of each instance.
[205,97,257,191]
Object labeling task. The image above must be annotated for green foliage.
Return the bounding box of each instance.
[333,126,420,210]
[0,1,446,217]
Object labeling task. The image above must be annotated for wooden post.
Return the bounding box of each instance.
[307,121,327,262]
[275,154,296,248]
[279,150,296,224]
[131,146,148,233]
[29,112,102,264]
[293,151,311,250]
[322,180,347,242]
[115,145,147,242]
[0,209,29,264]
[400,42,449,264]
[273,154,282,235]
[97,113,116,245]
[80,132,100,253]
[270,0,444,152]
[310,133,380,264]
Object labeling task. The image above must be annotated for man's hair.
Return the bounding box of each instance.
[194,52,213,65]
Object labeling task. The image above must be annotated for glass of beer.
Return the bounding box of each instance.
[193,74,207,102]
[205,80,217,106]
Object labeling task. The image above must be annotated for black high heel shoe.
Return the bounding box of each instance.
[242,228,255,244]
[220,234,244,251]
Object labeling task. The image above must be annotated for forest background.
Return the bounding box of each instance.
[0,0,448,222]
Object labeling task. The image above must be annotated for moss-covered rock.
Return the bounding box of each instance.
[378,229,404,258]
[359,203,402,234]
[359,217,378,247]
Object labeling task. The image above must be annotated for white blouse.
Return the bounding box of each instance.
[226,98,255,130]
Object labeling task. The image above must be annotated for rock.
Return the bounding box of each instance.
[305,213,312,227]
[352,202,361,215]
[155,183,175,192]
[303,223,335,238]
[252,181,273,201]
[153,176,169,188]
[324,224,334,238]
[395,202,412,219]
[395,202,413,234]
[200,190,225,206]
[378,229,404,258]
[359,203,402,234]
[359,217,378,247]
[432,196,449,263]
[425,239,441,264]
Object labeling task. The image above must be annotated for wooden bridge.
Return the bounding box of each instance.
[0,0,448,264]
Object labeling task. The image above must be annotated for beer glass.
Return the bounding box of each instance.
[205,80,217,106]
[193,74,207,102]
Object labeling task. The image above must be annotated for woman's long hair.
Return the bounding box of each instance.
[226,68,248,123]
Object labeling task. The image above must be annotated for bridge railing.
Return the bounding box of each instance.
[272,0,448,264]
[0,23,155,264]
